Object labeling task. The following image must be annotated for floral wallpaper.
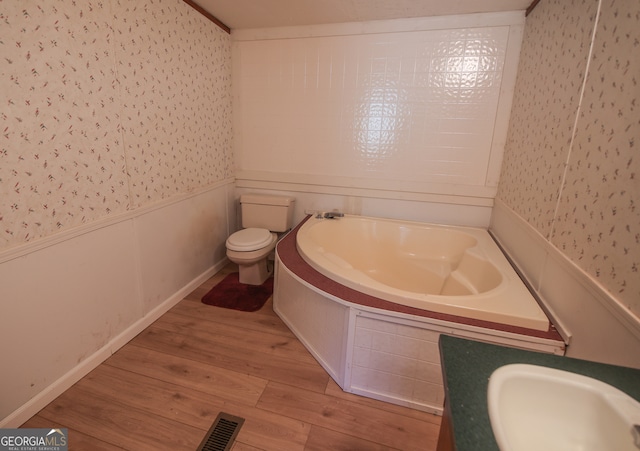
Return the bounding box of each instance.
[497,0,640,315]
[497,0,598,236]
[0,0,232,250]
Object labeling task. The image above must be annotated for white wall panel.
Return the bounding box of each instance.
[233,13,524,212]
[0,221,141,422]
[490,200,640,369]
[136,188,231,312]
[0,182,233,426]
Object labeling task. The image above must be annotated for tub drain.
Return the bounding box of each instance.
[196,412,245,451]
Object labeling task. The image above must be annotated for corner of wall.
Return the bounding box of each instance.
[490,199,640,369]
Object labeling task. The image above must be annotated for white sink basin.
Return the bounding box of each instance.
[487,364,640,451]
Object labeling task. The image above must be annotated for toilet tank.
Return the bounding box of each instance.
[240,194,295,232]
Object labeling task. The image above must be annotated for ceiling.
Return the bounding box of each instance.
[194,0,534,30]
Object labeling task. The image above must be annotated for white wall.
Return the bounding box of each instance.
[0,182,235,427]
[232,13,524,227]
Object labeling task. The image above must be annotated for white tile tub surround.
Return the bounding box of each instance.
[232,13,524,223]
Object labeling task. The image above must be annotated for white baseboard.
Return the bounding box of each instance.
[0,259,227,428]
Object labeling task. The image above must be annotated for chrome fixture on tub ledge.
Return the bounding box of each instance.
[315,211,344,219]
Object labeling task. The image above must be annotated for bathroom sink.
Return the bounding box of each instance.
[487,364,640,451]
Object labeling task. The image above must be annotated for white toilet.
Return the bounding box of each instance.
[226,194,295,285]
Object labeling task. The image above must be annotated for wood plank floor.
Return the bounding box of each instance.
[22,264,442,450]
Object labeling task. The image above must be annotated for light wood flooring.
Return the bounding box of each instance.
[22,265,442,450]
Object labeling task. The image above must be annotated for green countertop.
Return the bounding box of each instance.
[439,335,640,451]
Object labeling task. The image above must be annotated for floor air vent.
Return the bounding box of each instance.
[196,412,245,451]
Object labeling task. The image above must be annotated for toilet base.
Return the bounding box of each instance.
[238,257,272,285]
[226,232,277,285]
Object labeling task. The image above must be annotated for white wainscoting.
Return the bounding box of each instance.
[0,180,235,427]
[235,180,494,229]
[490,199,640,369]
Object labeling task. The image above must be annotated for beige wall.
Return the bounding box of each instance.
[493,0,639,364]
[0,0,233,425]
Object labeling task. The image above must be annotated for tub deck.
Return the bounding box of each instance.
[279,216,563,341]
[274,216,565,414]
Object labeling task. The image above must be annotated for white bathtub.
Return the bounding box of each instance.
[296,214,549,331]
[274,215,562,413]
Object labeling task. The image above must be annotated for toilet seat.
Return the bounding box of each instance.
[226,228,275,252]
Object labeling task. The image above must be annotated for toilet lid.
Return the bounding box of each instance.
[226,228,274,251]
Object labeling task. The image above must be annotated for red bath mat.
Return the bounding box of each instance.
[201,272,273,312]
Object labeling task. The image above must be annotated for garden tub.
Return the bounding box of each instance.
[273,214,562,413]
[296,214,549,331]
